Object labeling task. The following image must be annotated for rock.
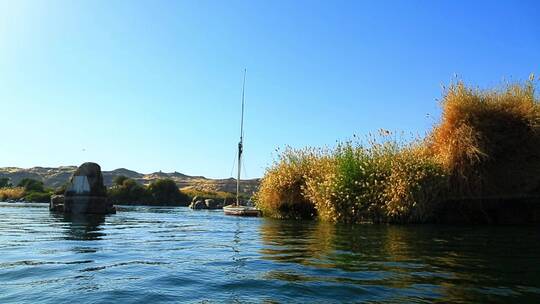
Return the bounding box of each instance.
[189,198,210,210]
[192,200,206,209]
[60,162,116,214]
[65,162,107,197]
[189,198,223,210]
[49,194,65,212]
[205,199,219,209]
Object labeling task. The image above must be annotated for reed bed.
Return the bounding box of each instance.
[257,135,446,223]
[256,78,539,223]
[255,147,323,219]
[429,79,540,198]
[0,187,25,201]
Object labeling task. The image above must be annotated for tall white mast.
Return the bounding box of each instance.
[237,69,246,206]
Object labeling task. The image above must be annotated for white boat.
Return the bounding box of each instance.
[223,69,260,217]
[223,205,260,216]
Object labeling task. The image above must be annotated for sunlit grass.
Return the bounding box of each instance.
[256,134,447,223]
[256,78,539,223]
[0,187,25,201]
[429,77,540,198]
[303,134,447,223]
[255,147,322,219]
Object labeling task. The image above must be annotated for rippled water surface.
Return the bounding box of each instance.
[1,203,539,303]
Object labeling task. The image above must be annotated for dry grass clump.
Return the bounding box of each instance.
[255,147,323,219]
[256,78,539,223]
[257,134,447,223]
[0,187,25,201]
[381,144,447,223]
[429,79,540,198]
[303,139,393,223]
[303,135,447,223]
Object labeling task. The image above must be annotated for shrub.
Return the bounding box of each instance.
[304,138,396,223]
[381,145,447,223]
[255,147,320,219]
[17,178,45,192]
[0,177,12,188]
[147,179,189,205]
[256,137,449,223]
[429,79,540,198]
[304,136,447,223]
[113,175,129,186]
[182,188,236,202]
[24,191,52,203]
[256,78,538,224]
[108,178,190,206]
[0,187,25,201]
[108,178,151,204]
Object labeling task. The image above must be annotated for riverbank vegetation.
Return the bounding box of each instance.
[256,78,540,223]
[0,178,53,202]
[1,176,202,206]
[0,187,25,201]
[181,188,238,202]
[108,176,190,206]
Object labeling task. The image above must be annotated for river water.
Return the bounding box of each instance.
[0,202,539,303]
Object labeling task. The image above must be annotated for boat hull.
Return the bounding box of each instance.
[223,205,261,217]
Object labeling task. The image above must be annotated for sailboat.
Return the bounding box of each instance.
[223,69,261,217]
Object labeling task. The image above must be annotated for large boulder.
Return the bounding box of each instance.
[205,199,219,209]
[60,162,115,214]
[65,162,107,197]
[190,200,206,210]
[49,194,65,212]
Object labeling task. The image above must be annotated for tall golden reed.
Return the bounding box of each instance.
[429,78,540,198]
[256,78,539,223]
[0,187,25,201]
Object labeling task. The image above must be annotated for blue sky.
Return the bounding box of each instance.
[0,0,538,178]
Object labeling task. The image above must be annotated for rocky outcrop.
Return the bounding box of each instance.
[205,199,217,209]
[188,197,223,210]
[49,195,65,212]
[50,162,115,214]
[65,162,107,197]
[189,200,206,209]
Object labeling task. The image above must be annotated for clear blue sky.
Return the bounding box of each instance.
[0,0,538,178]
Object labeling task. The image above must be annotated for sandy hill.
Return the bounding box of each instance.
[0,166,260,195]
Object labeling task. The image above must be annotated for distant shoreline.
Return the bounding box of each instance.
[0,166,260,194]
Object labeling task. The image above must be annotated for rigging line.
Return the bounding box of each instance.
[240,74,247,181]
[242,156,247,180]
[240,68,246,141]
[241,125,247,179]
[230,149,238,178]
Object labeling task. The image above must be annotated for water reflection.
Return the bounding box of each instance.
[0,204,538,303]
[260,220,462,270]
[259,220,540,303]
[51,213,106,241]
[259,220,334,264]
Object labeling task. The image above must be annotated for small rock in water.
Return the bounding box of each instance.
[205,199,218,209]
[193,200,206,209]
[49,195,65,212]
